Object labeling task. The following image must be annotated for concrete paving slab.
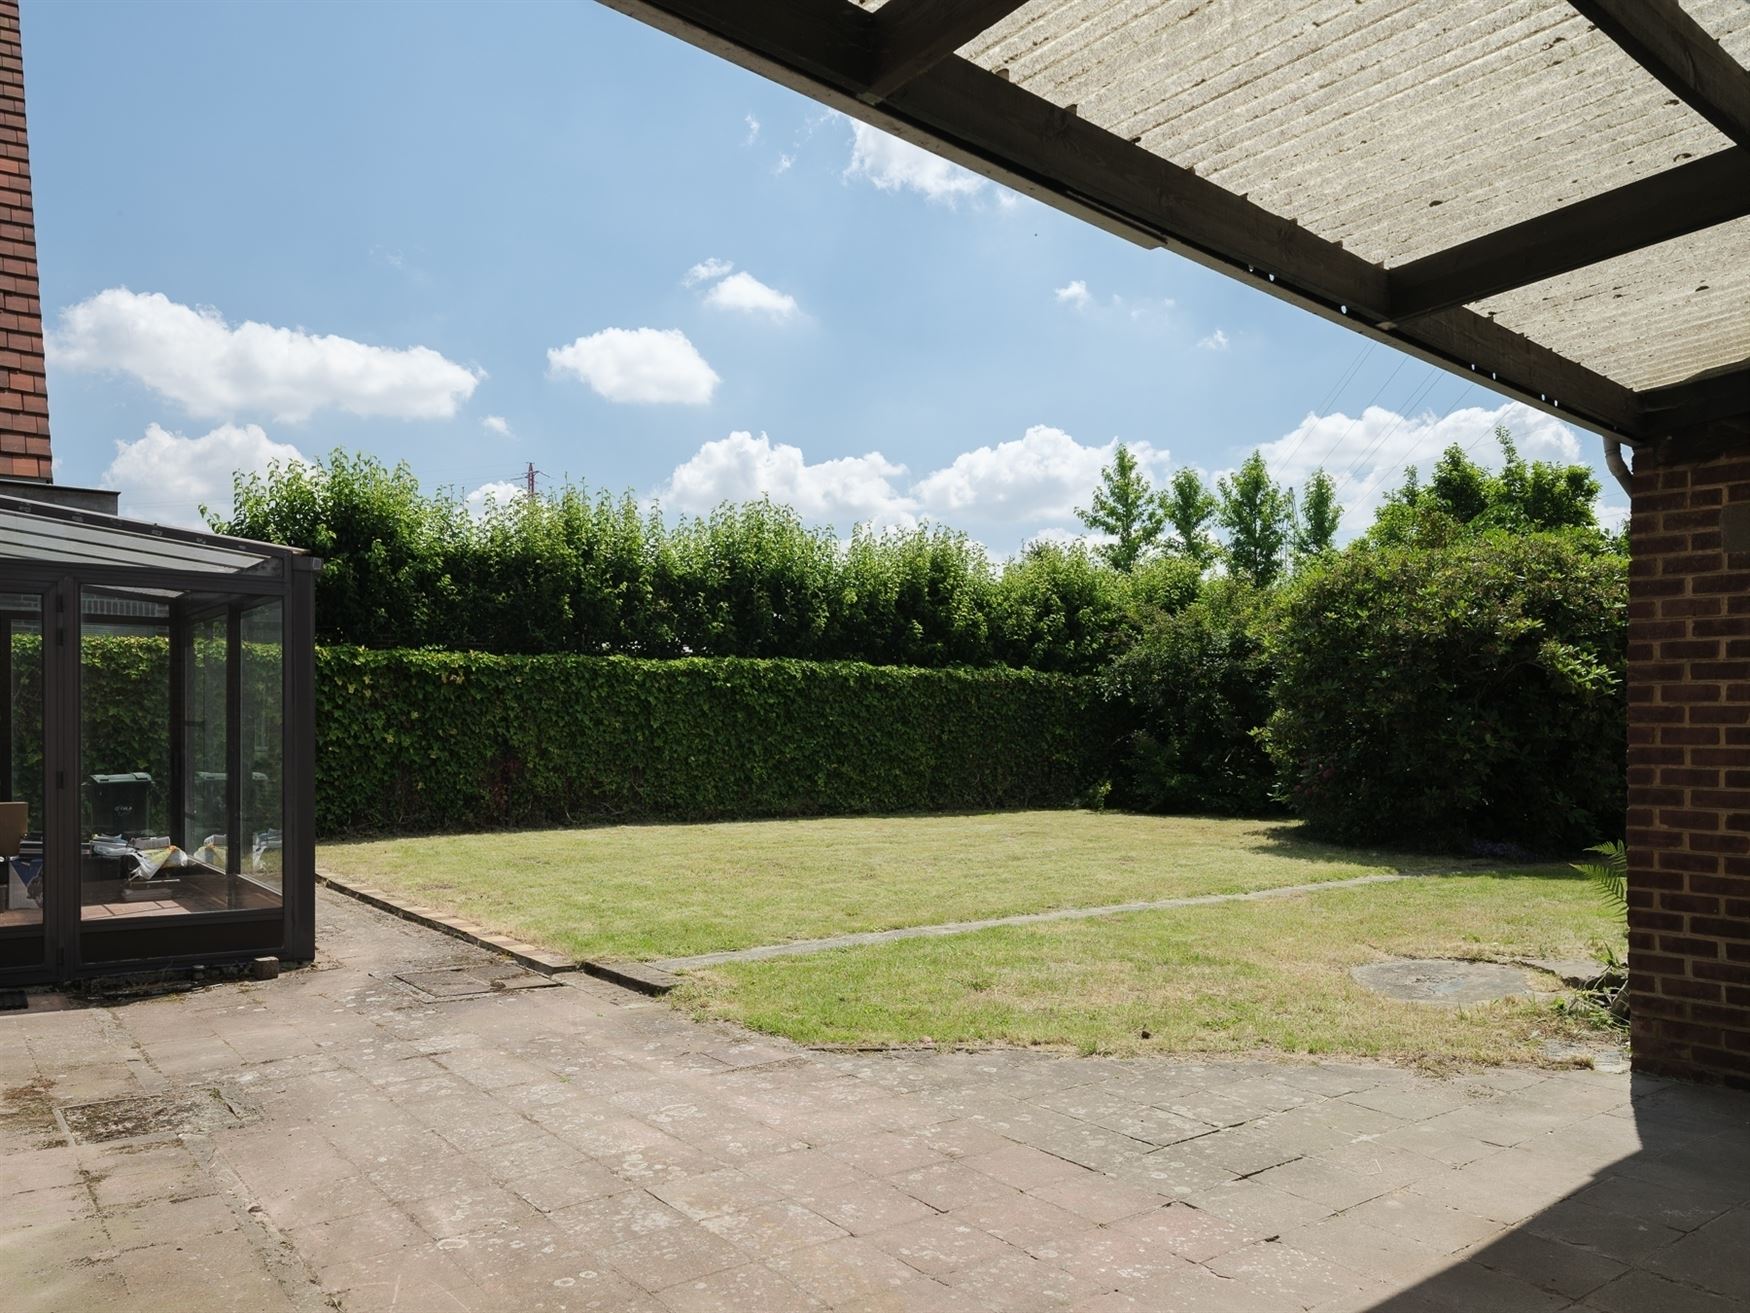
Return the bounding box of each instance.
[1,887,1746,1312]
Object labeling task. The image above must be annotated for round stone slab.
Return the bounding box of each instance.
[1351,958,1539,1006]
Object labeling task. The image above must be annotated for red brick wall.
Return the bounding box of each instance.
[0,0,48,481]
[1628,444,1750,1088]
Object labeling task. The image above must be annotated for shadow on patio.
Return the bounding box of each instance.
[1360,1073,1750,1311]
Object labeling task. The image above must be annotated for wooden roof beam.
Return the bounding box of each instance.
[862,0,1033,103]
[1389,147,1750,320]
[1569,0,1750,147]
[1642,362,1750,432]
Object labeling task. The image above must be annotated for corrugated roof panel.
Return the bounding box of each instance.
[1474,218,1750,393]
[964,0,1734,265]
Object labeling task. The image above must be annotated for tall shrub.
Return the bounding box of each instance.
[1262,535,1626,849]
[1099,580,1275,815]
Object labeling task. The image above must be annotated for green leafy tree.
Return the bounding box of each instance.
[1076,443,1168,573]
[1367,426,1603,548]
[1216,452,1293,587]
[1100,579,1275,815]
[1294,468,1342,561]
[1162,468,1220,567]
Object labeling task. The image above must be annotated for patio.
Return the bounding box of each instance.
[3,890,1745,1313]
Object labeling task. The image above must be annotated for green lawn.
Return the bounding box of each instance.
[676,870,1624,1067]
[319,811,1489,962]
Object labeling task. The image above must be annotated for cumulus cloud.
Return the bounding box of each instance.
[774,153,795,175]
[482,415,512,437]
[547,327,720,405]
[683,258,734,287]
[654,424,1181,553]
[659,431,915,527]
[465,480,525,517]
[1198,328,1230,351]
[703,271,801,321]
[913,425,1171,524]
[101,422,306,528]
[845,120,985,203]
[1261,399,1585,527]
[49,288,480,423]
[743,113,760,145]
[1055,280,1092,309]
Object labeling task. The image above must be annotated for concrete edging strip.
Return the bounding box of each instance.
[315,872,576,976]
[652,871,1445,972]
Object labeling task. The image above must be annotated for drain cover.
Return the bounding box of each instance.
[61,1089,252,1144]
[1351,959,1538,1006]
[396,962,556,1001]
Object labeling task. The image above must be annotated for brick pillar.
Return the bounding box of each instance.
[0,0,48,481]
[1627,444,1750,1088]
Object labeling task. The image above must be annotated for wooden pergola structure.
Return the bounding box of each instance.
[603,0,1750,1085]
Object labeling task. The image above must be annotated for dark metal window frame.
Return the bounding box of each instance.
[0,496,318,982]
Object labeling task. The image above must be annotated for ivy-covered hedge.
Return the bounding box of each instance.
[315,647,1109,834]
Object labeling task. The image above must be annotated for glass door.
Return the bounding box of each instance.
[75,584,284,969]
[0,586,53,975]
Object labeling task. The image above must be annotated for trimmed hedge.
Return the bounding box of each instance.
[12,637,1104,836]
[316,648,1109,834]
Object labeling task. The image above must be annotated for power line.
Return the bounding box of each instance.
[1329,363,1444,498]
[1303,353,1410,476]
[1340,376,1478,506]
[1271,341,1376,472]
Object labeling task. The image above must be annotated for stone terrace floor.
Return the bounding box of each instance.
[3,892,1747,1313]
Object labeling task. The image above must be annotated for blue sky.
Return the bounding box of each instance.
[26,0,1624,549]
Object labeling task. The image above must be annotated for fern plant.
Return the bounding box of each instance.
[1573,840,1628,917]
[1568,839,1629,1026]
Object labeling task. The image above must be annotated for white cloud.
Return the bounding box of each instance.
[465,480,524,517]
[1198,329,1230,351]
[913,425,1171,524]
[1261,399,1585,529]
[683,257,734,287]
[659,431,915,527]
[774,153,795,175]
[656,424,1188,552]
[49,288,481,423]
[845,120,984,203]
[743,113,760,145]
[703,271,801,321]
[547,327,720,405]
[1052,279,1174,323]
[482,415,512,437]
[101,422,305,528]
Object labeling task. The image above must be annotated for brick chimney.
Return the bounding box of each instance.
[0,0,49,482]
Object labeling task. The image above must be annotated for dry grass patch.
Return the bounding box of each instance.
[675,869,1624,1067]
[319,811,1483,962]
